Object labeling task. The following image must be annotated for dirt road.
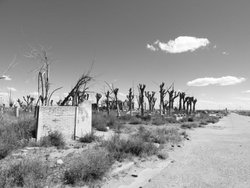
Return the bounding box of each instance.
[144,113,250,188]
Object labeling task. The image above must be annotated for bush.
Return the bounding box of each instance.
[92,114,108,132]
[39,131,65,148]
[101,134,158,162]
[129,116,143,125]
[152,117,166,125]
[0,116,36,159]
[137,126,182,145]
[64,149,113,185]
[0,158,48,187]
[165,117,177,124]
[181,122,199,129]
[79,132,99,143]
[206,116,219,124]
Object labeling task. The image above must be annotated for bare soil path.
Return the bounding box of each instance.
[143,113,250,188]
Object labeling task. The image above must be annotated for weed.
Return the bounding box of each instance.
[39,131,65,148]
[79,132,99,143]
[64,149,113,185]
[101,134,158,162]
[92,114,108,132]
[0,157,48,187]
[129,116,143,125]
[181,122,199,129]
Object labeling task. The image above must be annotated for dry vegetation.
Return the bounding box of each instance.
[0,108,227,187]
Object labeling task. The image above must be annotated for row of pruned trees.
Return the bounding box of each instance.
[92,82,198,117]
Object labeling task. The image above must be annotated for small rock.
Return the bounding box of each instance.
[131,174,138,177]
[56,159,64,165]
[107,126,110,130]
[171,160,175,163]
[186,138,190,140]
[171,145,174,148]
[177,145,181,148]
[148,179,151,182]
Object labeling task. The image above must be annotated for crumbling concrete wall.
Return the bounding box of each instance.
[36,101,92,141]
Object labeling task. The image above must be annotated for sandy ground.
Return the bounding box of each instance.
[106,113,250,188]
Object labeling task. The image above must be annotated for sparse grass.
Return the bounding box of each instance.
[152,116,166,125]
[79,132,99,143]
[101,134,158,162]
[129,116,143,125]
[39,131,65,149]
[137,126,182,144]
[0,115,36,160]
[64,149,113,185]
[0,157,48,188]
[92,113,108,132]
[181,122,199,129]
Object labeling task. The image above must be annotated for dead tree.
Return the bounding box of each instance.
[95,93,102,112]
[105,91,110,115]
[179,92,186,111]
[159,82,169,115]
[193,98,197,113]
[189,97,194,114]
[25,47,61,106]
[60,73,92,106]
[170,91,179,111]
[138,84,146,116]
[113,88,120,117]
[145,91,156,112]
[183,96,189,111]
[23,95,35,112]
[185,97,192,114]
[163,100,169,114]
[152,97,157,111]
[17,99,24,108]
[126,88,134,116]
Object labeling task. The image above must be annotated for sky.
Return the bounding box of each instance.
[0,0,250,110]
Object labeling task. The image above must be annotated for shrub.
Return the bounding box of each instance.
[140,115,151,121]
[39,131,65,148]
[181,122,199,129]
[206,116,219,124]
[154,127,182,144]
[0,158,48,187]
[92,114,108,132]
[165,117,177,124]
[187,117,194,122]
[152,117,165,126]
[79,132,99,143]
[129,116,143,125]
[64,149,113,185]
[101,134,158,162]
[137,126,182,145]
[0,116,36,159]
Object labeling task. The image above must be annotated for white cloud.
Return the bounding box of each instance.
[147,44,158,51]
[187,76,246,86]
[7,87,17,91]
[242,90,250,93]
[0,75,11,81]
[0,92,8,96]
[147,36,210,53]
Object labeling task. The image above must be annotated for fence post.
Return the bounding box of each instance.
[15,106,19,118]
[74,106,78,140]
